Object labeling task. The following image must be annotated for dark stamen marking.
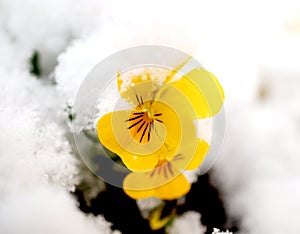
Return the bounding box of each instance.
[148,121,153,141]
[128,119,143,129]
[140,96,144,105]
[136,94,141,105]
[125,114,143,122]
[155,118,163,123]
[163,165,168,178]
[167,163,174,176]
[173,154,183,161]
[157,166,162,175]
[149,168,156,177]
[133,112,144,115]
[137,121,146,133]
[154,113,162,116]
[139,123,149,143]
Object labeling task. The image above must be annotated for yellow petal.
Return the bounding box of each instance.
[153,83,198,161]
[117,69,172,105]
[117,69,155,95]
[186,139,210,170]
[171,139,210,171]
[120,153,159,171]
[165,56,192,83]
[96,111,159,171]
[149,204,175,230]
[97,111,129,157]
[149,101,181,159]
[117,56,192,94]
[123,162,191,200]
[118,80,156,107]
[170,68,224,118]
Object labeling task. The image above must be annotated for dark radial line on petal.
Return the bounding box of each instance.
[140,96,144,105]
[139,123,149,143]
[137,121,146,133]
[151,92,155,102]
[154,113,162,116]
[149,168,156,177]
[147,120,153,141]
[167,163,174,176]
[125,114,144,122]
[133,112,145,115]
[173,154,183,161]
[128,119,143,129]
[135,94,141,105]
[155,118,163,123]
[157,166,162,175]
[157,87,168,98]
[163,165,168,179]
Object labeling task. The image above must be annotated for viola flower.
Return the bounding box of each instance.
[148,202,176,230]
[96,62,224,200]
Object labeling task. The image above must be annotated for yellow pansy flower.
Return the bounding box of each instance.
[149,202,176,230]
[96,61,224,200]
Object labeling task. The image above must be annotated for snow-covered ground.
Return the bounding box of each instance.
[0,0,300,233]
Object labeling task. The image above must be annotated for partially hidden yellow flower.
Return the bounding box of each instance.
[97,60,224,200]
[149,202,176,230]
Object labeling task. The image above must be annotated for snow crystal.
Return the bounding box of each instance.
[136,197,162,218]
[55,0,240,104]
[167,211,206,234]
[0,185,118,234]
[117,67,173,93]
[0,30,78,192]
[0,16,115,234]
[183,169,201,184]
[212,228,233,234]
[0,106,78,193]
[0,0,104,75]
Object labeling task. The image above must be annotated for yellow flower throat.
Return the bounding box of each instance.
[126,94,163,144]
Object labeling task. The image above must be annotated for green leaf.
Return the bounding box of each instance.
[30,51,41,77]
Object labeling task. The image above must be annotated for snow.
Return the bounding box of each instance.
[210,25,300,233]
[0,0,104,75]
[0,30,77,191]
[1,0,300,233]
[0,107,76,191]
[0,8,115,234]
[0,185,119,234]
[212,79,300,233]
[212,229,233,234]
[136,197,163,218]
[167,211,206,234]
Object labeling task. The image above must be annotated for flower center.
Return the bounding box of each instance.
[126,95,163,144]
